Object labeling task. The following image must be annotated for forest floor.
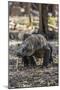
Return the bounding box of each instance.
[8,40,59,89]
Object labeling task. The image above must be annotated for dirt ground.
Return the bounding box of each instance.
[8,40,59,89]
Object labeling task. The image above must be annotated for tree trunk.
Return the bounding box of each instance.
[42,4,48,34]
[52,5,57,17]
[39,4,42,33]
[39,4,48,36]
[25,3,32,26]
